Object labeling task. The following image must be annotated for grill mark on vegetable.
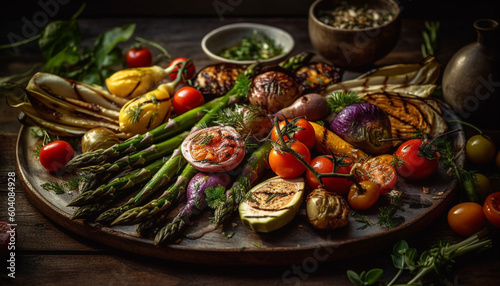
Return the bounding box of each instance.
[125,80,142,98]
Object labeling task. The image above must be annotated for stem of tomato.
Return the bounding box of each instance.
[270,118,359,187]
[447,120,483,134]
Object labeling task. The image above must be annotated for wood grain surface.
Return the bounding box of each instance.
[1,16,500,286]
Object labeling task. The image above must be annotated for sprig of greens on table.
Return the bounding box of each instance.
[347,229,492,286]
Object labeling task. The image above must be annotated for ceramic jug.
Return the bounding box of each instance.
[442,19,500,129]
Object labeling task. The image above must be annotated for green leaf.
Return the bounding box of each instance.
[364,268,383,285]
[346,270,363,286]
[101,46,125,68]
[39,19,81,60]
[41,45,80,74]
[93,23,136,69]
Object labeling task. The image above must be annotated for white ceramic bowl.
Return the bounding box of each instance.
[201,22,295,65]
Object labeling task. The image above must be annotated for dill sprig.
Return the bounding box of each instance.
[353,212,375,230]
[326,91,364,114]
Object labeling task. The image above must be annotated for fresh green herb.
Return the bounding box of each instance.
[218,30,283,61]
[214,104,263,137]
[41,182,66,194]
[348,229,492,286]
[126,105,144,123]
[205,185,227,210]
[326,91,364,114]
[435,139,480,203]
[353,212,375,230]
[421,21,440,58]
[222,231,235,239]
[377,191,404,229]
[252,243,261,248]
[347,268,383,286]
[31,127,58,158]
[1,3,135,86]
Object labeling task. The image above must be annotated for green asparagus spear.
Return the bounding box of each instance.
[82,131,188,173]
[111,86,235,226]
[67,156,169,207]
[94,149,187,225]
[212,141,272,225]
[113,163,198,226]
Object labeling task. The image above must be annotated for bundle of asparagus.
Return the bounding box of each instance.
[62,53,313,244]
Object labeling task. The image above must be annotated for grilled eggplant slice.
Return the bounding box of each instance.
[192,63,244,98]
[295,62,343,93]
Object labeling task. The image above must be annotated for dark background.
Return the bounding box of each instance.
[1,0,499,20]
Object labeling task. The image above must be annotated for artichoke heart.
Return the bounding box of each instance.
[239,176,304,233]
[106,65,167,99]
[119,83,173,135]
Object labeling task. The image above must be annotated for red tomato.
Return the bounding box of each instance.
[306,155,353,196]
[1,221,13,255]
[347,181,380,210]
[269,141,311,179]
[394,139,439,181]
[357,154,397,193]
[173,86,205,114]
[483,192,500,228]
[270,118,316,150]
[447,202,486,236]
[168,57,196,83]
[125,46,153,68]
[39,140,75,172]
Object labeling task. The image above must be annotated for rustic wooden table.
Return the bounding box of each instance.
[1,16,499,285]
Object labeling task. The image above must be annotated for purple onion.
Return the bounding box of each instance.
[330,102,392,154]
[185,172,231,211]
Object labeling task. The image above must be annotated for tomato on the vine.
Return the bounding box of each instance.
[347,181,380,210]
[306,155,353,196]
[269,141,311,179]
[394,139,439,181]
[483,192,500,228]
[466,134,496,165]
[173,86,205,114]
[168,57,196,83]
[270,118,316,150]
[357,154,397,193]
[447,202,486,236]
[125,46,153,68]
[39,140,75,172]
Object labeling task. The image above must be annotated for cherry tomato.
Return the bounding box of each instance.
[357,154,397,193]
[306,156,353,196]
[168,57,196,83]
[271,118,316,150]
[39,140,75,172]
[474,173,492,200]
[394,139,439,181]
[447,202,486,236]
[269,141,311,179]
[466,134,496,165]
[483,192,500,228]
[347,181,380,210]
[173,86,205,114]
[1,221,13,255]
[125,46,153,68]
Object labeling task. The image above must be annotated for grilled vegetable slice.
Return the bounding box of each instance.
[192,63,244,98]
[239,176,304,233]
[181,126,245,172]
[362,91,447,139]
[105,65,170,99]
[295,62,343,93]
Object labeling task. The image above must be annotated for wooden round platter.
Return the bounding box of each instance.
[16,104,465,266]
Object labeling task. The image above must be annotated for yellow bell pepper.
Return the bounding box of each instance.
[106,65,171,99]
[119,83,174,135]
